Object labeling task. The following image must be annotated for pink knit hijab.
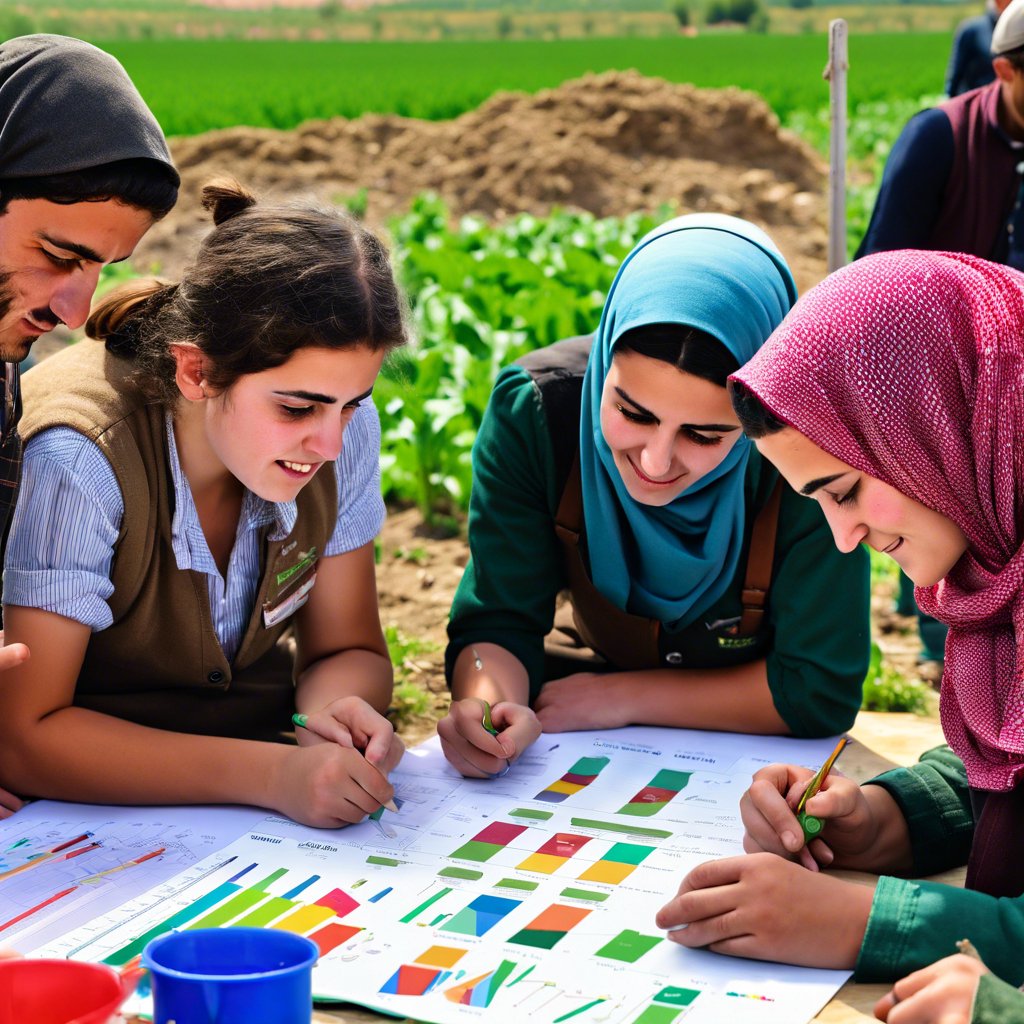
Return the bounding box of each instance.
[733,250,1024,791]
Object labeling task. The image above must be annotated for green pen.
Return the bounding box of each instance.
[292,713,398,813]
[477,697,512,779]
[795,736,848,842]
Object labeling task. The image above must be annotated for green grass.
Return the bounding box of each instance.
[97,34,949,136]
[385,625,438,726]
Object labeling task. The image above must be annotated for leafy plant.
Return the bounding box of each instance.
[861,642,932,714]
[385,624,438,726]
[377,193,665,520]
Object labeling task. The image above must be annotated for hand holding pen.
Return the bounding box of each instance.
[739,736,880,872]
[436,645,541,779]
[291,696,403,818]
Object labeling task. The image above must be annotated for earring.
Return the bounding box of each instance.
[198,379,208,396]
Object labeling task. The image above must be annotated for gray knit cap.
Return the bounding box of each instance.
[0,34,178,183]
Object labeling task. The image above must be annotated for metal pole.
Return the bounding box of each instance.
[824,19,848,273]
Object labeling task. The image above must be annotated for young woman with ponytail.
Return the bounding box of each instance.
[0,178,409,828]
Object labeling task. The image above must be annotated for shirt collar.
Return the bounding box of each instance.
[165,412,299,572]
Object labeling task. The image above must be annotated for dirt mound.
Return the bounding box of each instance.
[135,70,829,291]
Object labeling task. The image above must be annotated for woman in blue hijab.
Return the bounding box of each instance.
[439,214,870,777]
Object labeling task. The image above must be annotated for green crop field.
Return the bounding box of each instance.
[105,33,948,136]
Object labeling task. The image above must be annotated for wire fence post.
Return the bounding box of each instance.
[824,19,848,273]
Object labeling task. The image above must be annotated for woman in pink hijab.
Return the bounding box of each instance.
[655,250,1024,1020]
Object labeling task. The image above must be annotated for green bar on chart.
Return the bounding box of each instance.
[234,896,296,927]
[439,867,483,881]
[399,887,452,924]
[570,818,671,840]
[560,887,609,902]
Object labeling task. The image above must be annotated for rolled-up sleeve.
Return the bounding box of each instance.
[4,427,123,629]
[324,400,385,556]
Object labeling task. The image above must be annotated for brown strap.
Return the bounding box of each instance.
[738,479,783,636]
[554,453,584,543]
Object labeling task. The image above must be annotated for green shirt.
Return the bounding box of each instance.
[857,746,1024,992]
[446,363,870,737]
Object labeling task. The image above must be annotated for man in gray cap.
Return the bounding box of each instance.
[0,35,177,539]
[0,36,176,814]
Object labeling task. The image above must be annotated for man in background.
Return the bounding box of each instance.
[947,0,1012,96]
[0,35,178,815]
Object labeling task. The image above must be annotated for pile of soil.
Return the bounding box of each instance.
[136,69,830,292]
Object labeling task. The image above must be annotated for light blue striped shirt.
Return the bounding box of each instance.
[5,402,385,663]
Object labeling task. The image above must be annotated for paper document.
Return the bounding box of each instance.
[40,727,852,1024]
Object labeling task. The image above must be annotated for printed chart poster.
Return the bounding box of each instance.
[0,802,264,953]
[41,727,851,1024]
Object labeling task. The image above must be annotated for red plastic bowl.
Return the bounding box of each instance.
[0,958,135,1024]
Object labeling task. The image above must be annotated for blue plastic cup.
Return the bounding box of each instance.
[142,927,318,1024]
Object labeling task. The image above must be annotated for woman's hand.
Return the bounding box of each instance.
[270,742,397,829]
[655,852,873,969]
[437,698,540,778]
[534,673,627,732]
[296,695,404,774]
[741,762,901,872]
[874,954,989,1023]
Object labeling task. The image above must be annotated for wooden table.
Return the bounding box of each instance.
[305,711,955,1024]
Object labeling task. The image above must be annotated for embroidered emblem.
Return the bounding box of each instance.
[276,547,317,587]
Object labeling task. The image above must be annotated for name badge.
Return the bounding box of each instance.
[263,571,317,628]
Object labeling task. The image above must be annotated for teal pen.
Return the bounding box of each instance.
[292,713,398,813]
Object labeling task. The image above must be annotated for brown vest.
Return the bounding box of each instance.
[19,340,337,741]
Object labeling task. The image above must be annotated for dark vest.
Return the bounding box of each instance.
[932,82,1023,260]
[19,340,337,741]
[517,336,780,672]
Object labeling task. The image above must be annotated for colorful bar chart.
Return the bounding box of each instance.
[534,757,610,803]
[633,986,701,1023]
[595,929,662,963]
[516,833,592,874]
[577,842,655,884]
[508,903,591,949]
[440,894,520,937]
[101,863,362,965]
[443,959,517,1007]
[450,822,527,863]
[619,770,692,816]
[379,945,466,997]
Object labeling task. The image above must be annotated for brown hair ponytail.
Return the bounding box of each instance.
[86,279,178,359]
[84,176,408,404]
[200,176,257,226]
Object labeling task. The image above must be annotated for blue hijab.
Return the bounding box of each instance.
[579,213,796,629]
